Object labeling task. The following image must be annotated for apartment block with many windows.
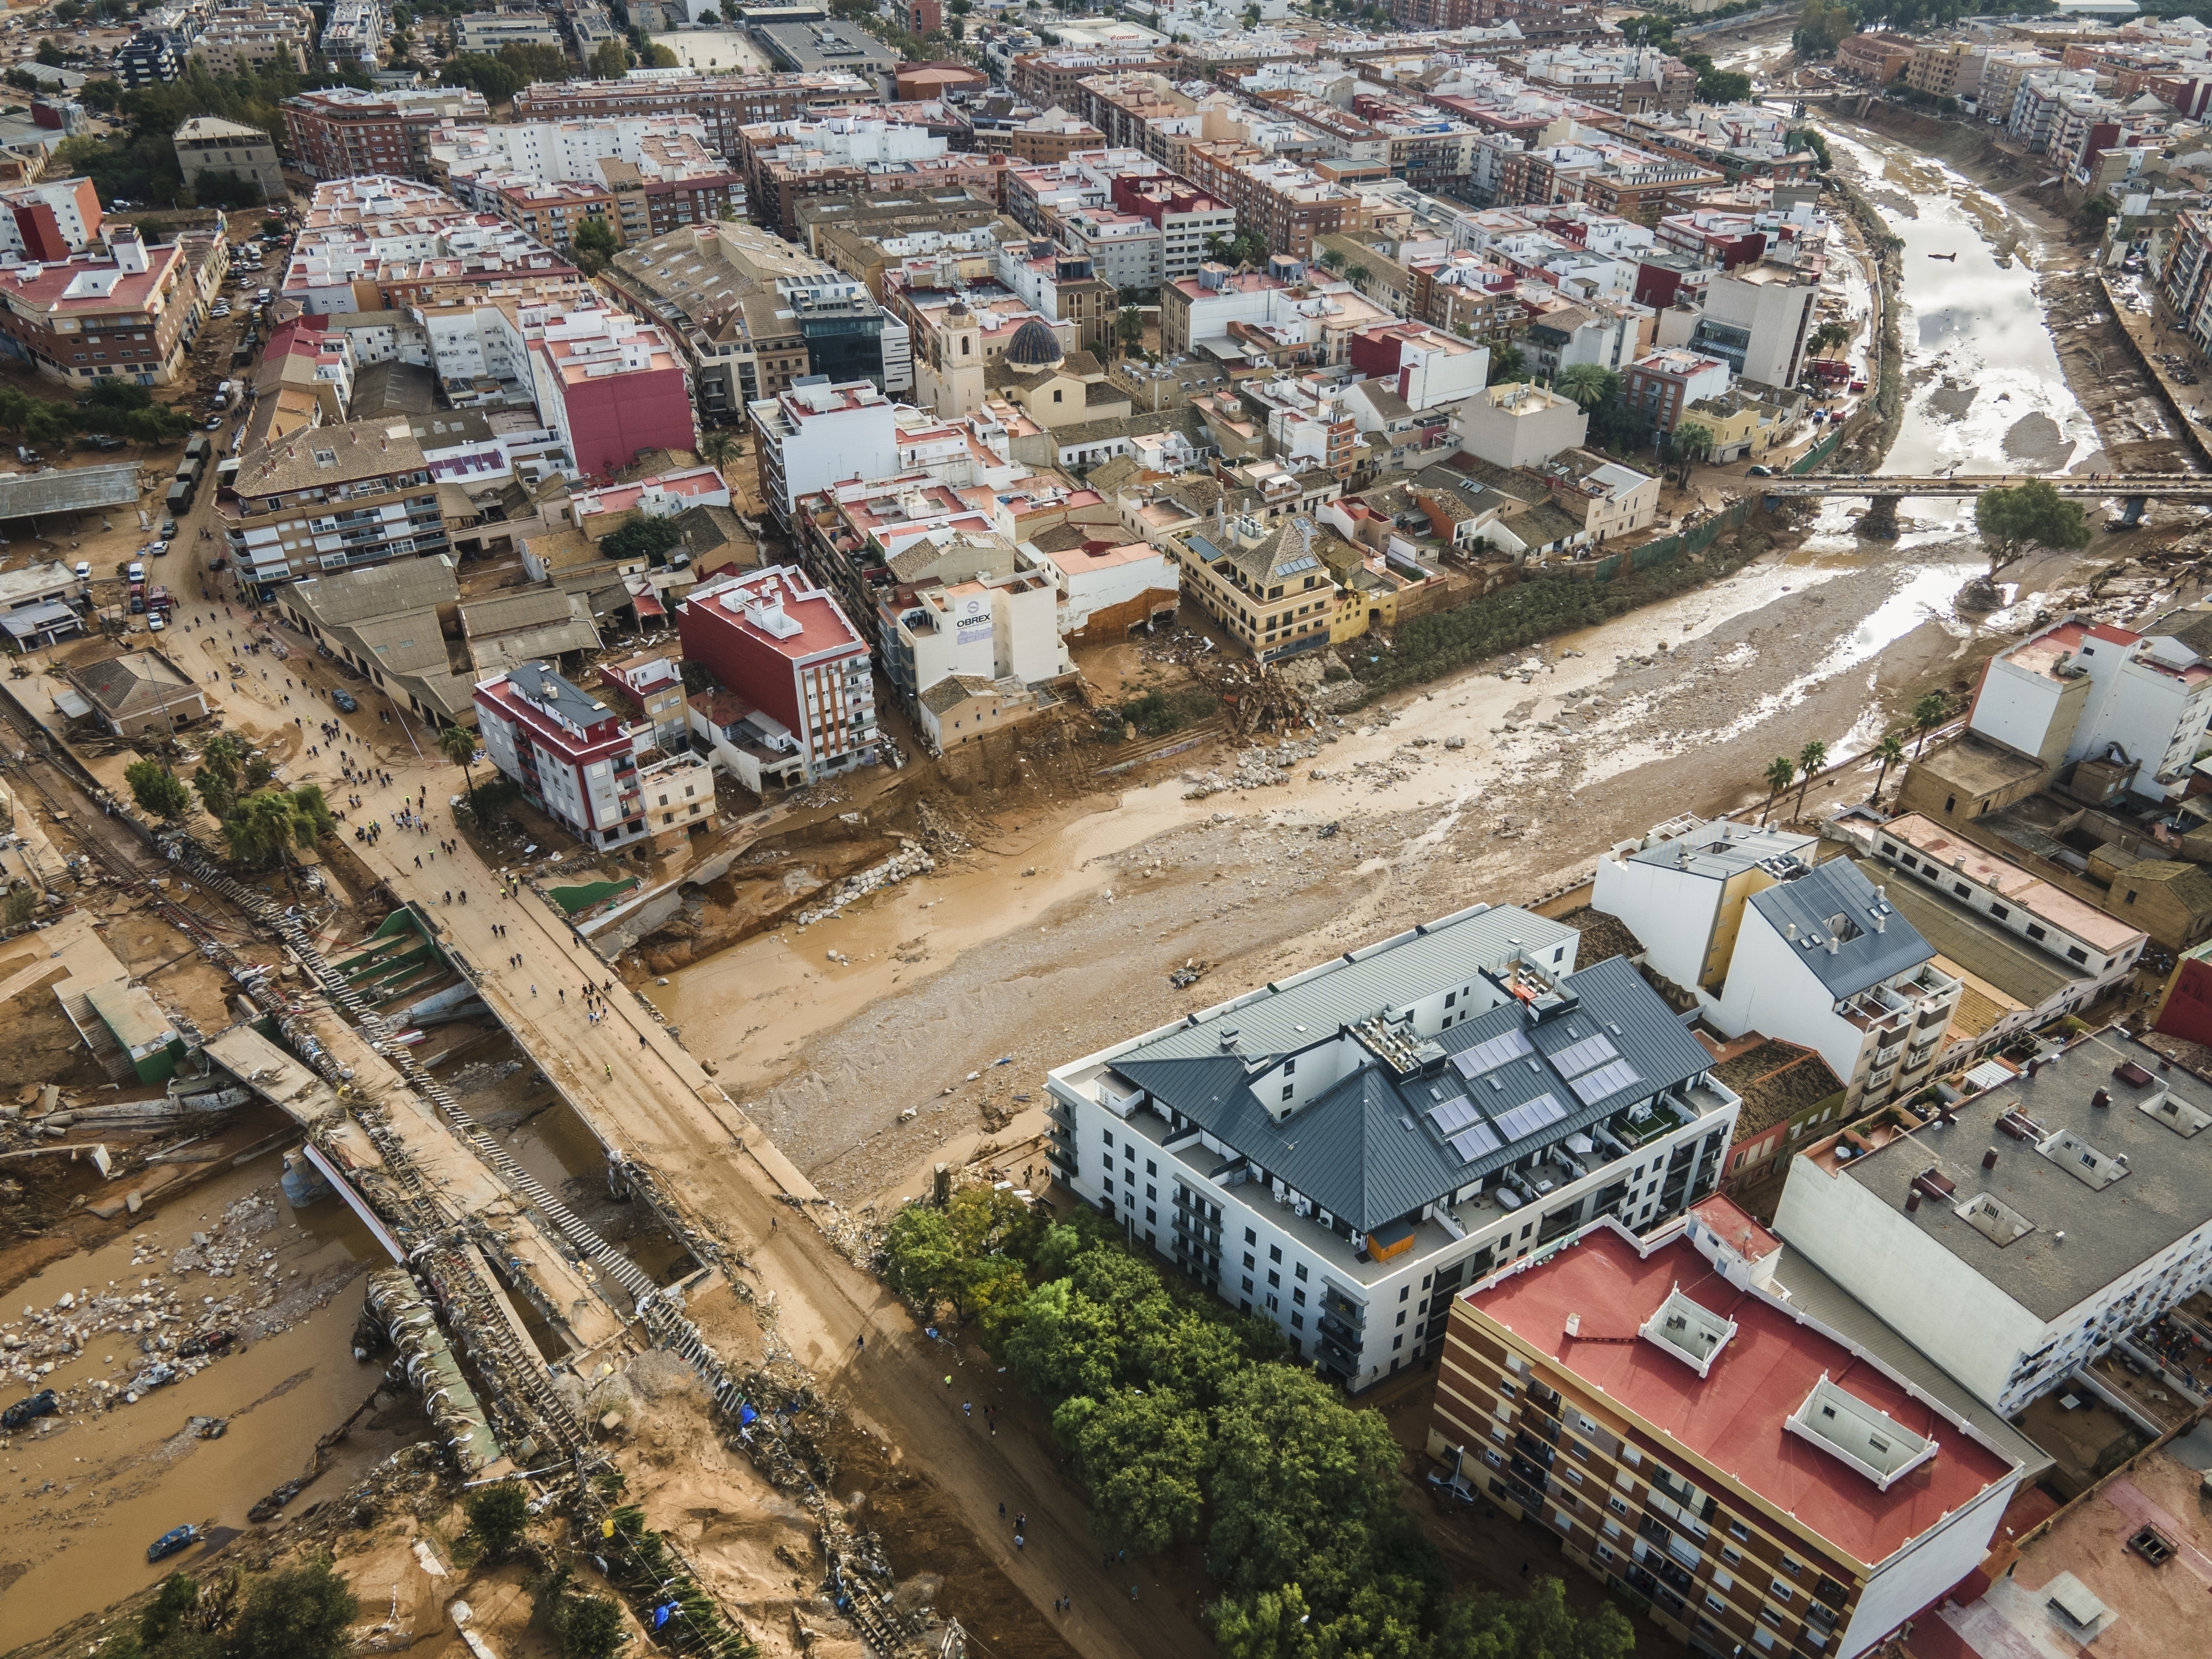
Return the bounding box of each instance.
[218,418,447,593]
[282,86,492,181]
[1432,1201,2033,1659]
[1045,902,1743,1390]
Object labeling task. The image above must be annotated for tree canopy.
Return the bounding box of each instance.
[1973,478,2091,575]
[125,760,191,821]
[600,512,682,562]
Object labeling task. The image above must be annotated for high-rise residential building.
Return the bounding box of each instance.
[747,377,900,526]
[510,70,879,159]
[218,418,448,593]
[0,177,102,260]
[1046,901,1744,1386]
[524,307,696,481]
[429,119,746,247]
[282,87,493,182]
[190,5,316,75]
[1432,1201,2033,1659]
[474,661,717,854]
[0,228,202,388]
[1180,141,1365,262]
[675,564,878,784]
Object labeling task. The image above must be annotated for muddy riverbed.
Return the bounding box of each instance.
[0,1155,420,1649]
[653,111,2212,1204]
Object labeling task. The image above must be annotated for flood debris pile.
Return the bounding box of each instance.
[791,842,936,931]
[1181,737,1324,799]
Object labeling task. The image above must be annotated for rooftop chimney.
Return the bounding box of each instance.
[1982,1147,1999,1170]
[2093,1088,2111,1109]
[1564,1313,1580,1337]
[1905,1190,1921,1213]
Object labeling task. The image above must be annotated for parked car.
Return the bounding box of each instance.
[144,540,169,557]
[80,432,124,451]
[72,561,89,580]
[1747,465,1773,477]
[204,415,222,430]
[126,560,145,582]
[147,612,164,630]
[159,518,176,539]
[330,688,359,713]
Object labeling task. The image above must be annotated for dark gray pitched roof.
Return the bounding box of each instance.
[1112,950,1714,1232]
[1749,859,1932,999]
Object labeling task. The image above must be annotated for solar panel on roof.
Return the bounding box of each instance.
[1453,1029,1532,1077]
[1569,1058,1642,1105]
[1449,1122,1502,1162]
[1549,1032,1619,1077]
[1428,1095,1479,1134]
[1491,1092,1567,1144]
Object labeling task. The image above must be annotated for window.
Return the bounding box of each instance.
[1243,1252,1255,1269]
[1396,1311,1406,1327]
[1241,1276,1253,1293]
[1267,1270,1280,1288]
[2026,924,2047,941]
[1771,1581,1793,1602]
[1245,1228,1256,1245]
[1990,903,2008,920]
[1760,1606,1783,1629]
[1952,883,1969,898]
[1294,1264,1308,1281]
[1270,1245,1282,1263]
[1282,1084,1295,1102]
[1103,1130,1115,1146]
[1145,1160,1156,1177]
[1292,1288,1306,1306]
[1290,1312,1303,1328]
[2067,946,2089,964]
[1705,1595,1726,1615]
[1266,1293,1279,1311]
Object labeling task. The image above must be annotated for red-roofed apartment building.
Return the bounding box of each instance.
[524,307,696,481]
[0,227,198,388]
[1433,1205,2030,1659]
[0,178,101,261]
[474,659,714,852]
[676,564,878,784]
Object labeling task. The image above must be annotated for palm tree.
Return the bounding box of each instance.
[1763,755,1797,826]
[1556,363,1618,411]
[1671,420,1716,487]
[224,785,331,873]
[1346,263,1371,287]
[1911,692,1948,755]
[700,428,735,474]
[1318,248,1347,272]
[1871,731,1906,803]
[439,724,478,803]
[1794,739,1828,822]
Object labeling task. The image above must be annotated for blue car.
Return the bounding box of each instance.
[0,1388,55,1431]
[330,690,359,713]
[147,1525,200,1564]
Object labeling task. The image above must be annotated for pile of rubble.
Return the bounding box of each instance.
[792,842,936,930]
[1181,738,1322,799]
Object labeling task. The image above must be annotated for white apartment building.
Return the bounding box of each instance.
[1866,812,2148,994]
[1691,259,1817,388]
[1773,1027,2212,1414]
[1966,611,2212,800]
[1046,903,1742,1391]
[748,377,900,525]
[429,116,719,200]
[1453,380,1588,469]
[1055,206,1161,290]
[2007,69,2099,152]
[1595,823,1963,1109]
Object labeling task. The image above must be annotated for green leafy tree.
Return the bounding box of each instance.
[1436,1577,1634,1659]
[600,512,681,562]
[193,731,248,820]
[442,53,521,103]
[1809,320,1851,355]
[1053,1386,1210,1553]
[1763,754,1797,826]
[883,1203,964,1313]
[571,214,618,272]
[1795,738,1827,821]
[34,38,65,67]
[1792,0,1855,60]
[226,1562,359,1659]
[185,168,263,210]
[497,41,573,85]
[1207,1365,1408,1613]
[1911,692,1949,755]
[589,38,628,78]
[466,1481,530,1560]
[125,760,190,821]
[439,724,478,801]
[1786,127,1833,170]
[1872,731,1906,802]
[557,1593,627,1659]
[1974,478,2090,578]
[648,41,680,67]
[1212,1585,1317,1659]
[139,1574,201,1651]
[1486,345,1527,385]
[1697,67,1752,102]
